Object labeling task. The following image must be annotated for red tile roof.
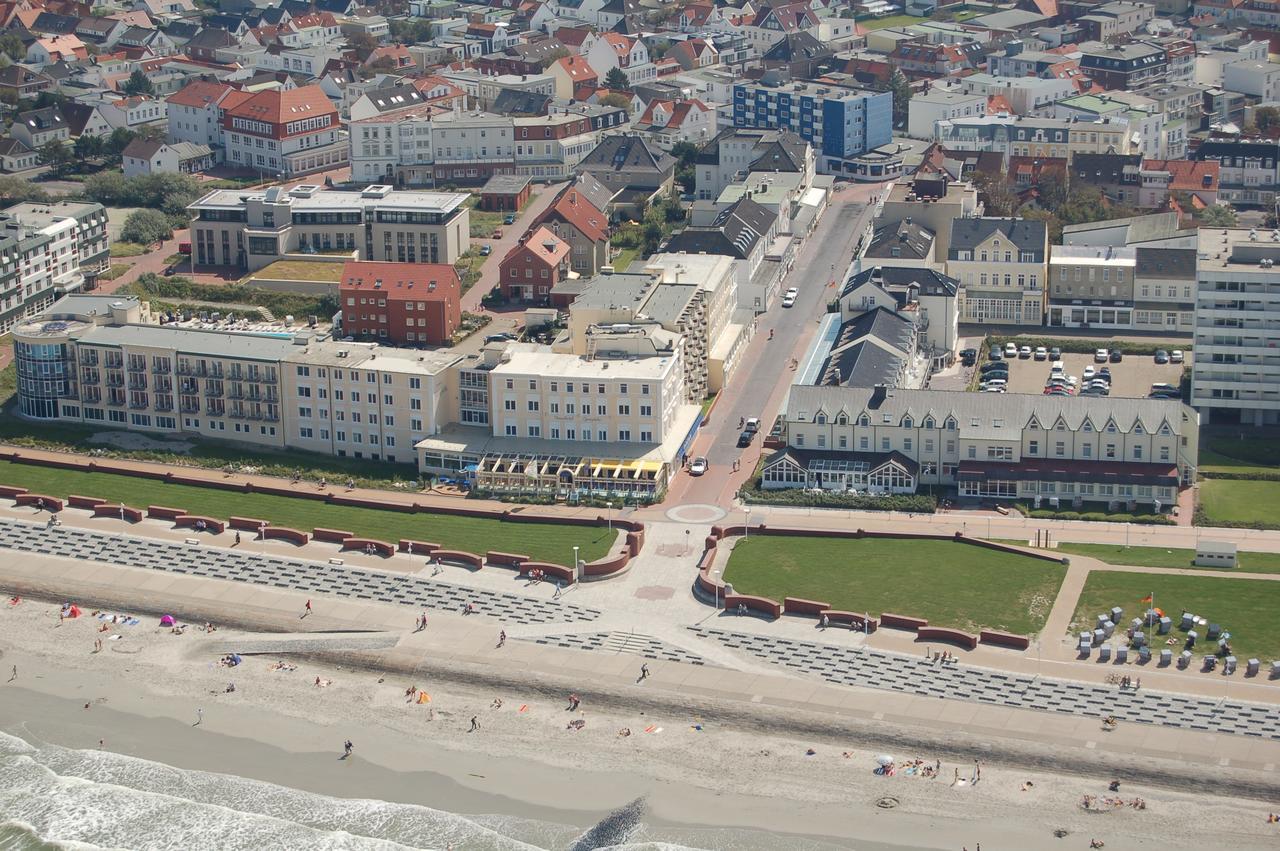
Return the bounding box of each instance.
[339,260,460,300]
[1143,158,1220,193]
[224,83,335,126]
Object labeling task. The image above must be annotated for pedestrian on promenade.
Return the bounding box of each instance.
[303,599,312,619]
[469,716,480,732]
[235,532,241,546]
[498,630,506,648]
[639,663,650,681]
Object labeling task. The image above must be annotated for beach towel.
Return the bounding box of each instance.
[518,704,529,713]
[416,692,431,704]
[644,725,661,734]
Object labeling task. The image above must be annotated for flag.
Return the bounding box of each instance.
[1140,594,1153,603]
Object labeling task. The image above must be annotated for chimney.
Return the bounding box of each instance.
[870,384,888,408]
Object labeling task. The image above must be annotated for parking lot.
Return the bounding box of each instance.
[979,348,1190,399]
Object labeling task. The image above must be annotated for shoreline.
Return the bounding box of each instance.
[3,588,1280,850]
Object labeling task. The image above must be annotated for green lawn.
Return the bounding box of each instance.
[249,260,345,283]
[611,247,638,271]
[858,13,924,30]
[1053,543,1280,574]
[1199,437,1280,475]
[0,460,610,565]
[1069,570,1280,661]
[1199,479,1280,526]
[110,242,149,258]
[724,536,1066,634]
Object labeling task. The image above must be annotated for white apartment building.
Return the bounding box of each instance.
[222,85,346,180]
[946,217,1049,325]
[907,90,986,141]
[188,184,470,272]
[0,201,108,335]
[1223,60,1280,103]
[1191,227,1280,425]
[282,343,462,465]
[770,384,1197,507]
[166,81,248,152]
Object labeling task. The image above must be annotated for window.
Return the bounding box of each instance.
[1105,443,1116,459]
[1028,440,1039,455]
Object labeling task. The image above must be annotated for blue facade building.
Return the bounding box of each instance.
[731,81,892,176]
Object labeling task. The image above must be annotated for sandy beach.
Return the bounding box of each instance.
[2,595,1279,851]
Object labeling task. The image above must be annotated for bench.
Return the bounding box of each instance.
[821,610,879,632]
[486,550,530,568]
[92,504,142,522]
[0,485,27,498]
[147,505,187,521]
[399,539,440,554]
[881,612,929,631]
[15,494,63,511]
[723,594,781,619]
[980,629,1031,650]
[312,527,353,543]
[229,516,269,532]
[519,561,575,583]
[341,538,394,557]
[432,549,483,570]
[174,515,225,534]
[68,495,106,509]
[784,597,831,616]
[263,526,309,545]
[918,626,979,650]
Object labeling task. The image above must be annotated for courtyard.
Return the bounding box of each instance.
[724,535,1066,635]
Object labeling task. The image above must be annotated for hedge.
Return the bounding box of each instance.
[1014,504,1176,525]
[740,488,937,512]
[1198,470,1280,482]
[1193,507,1280,531]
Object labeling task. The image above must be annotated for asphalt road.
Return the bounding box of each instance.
[669,183,885,507]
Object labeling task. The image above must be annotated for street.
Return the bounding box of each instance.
[666,182,886,508]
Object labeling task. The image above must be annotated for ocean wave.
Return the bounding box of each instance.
[0,730,568,850]
[0,819,115,851]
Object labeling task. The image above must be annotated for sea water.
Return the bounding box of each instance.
[0,731,849,851]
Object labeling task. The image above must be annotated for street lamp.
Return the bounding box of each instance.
[606,501,613,534]
[744,506,751,540]
[260,521,267,556]
[572,545,579,585]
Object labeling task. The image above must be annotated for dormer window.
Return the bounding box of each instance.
[815,413,827,424]
[859,415,870,426]
[902,417,913,428]
[836,414,848,425]
[945,417,957,430]
[922,417,935,429]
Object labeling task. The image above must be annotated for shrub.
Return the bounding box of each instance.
[741,487,937,513]
[120,209,173,245]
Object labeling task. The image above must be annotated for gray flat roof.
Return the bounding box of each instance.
[77,324,299,361]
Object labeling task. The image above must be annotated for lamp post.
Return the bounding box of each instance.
[744,506,751,540]
[572,545,579,585]
[606,500,613,534]
[119,505,125,525]
[260,521,267,556]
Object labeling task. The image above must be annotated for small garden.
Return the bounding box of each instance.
[1195,431,1280,529]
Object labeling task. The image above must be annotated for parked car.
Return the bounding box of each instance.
[981,386,1007,393]
[981,379,1007,391]
[1095,348,1109,363]
[1150,383,1178,394]
[989,346,1003,361]
[1019,345,1032,359]
[1034,346,1048,361]
[1049,347,1062,360]
[479,244,492,256]
[1154,349,1169,364]
[781,292,797,308]
[745,417,762,433]
[1005,342,1018,358]
[980,361,1008,374]
[1109,348,1123,362]
[492,228,504,238]
[503,213,516,225]
[1083,366,1096,380]
[959,348,977,366]
[689,457,708,476]
[1170,350,1184,364]
[736,429,756,448]
[484,332,516,344]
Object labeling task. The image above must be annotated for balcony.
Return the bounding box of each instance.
[152,363,171,374]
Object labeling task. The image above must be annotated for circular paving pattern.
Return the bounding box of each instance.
[664,503,727,524]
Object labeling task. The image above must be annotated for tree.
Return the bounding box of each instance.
[37,140,71,173]
[348,32,378,61]
[120,209,173,245]
[1198,203,1238,227]
[1255,106,1280,134]
[604,67,632,92]
[1033,169,1067,212]
[1019,207,1063,244]
[0,176,49,205]
[74,134,105,161]
[105,127,138,158]
[887,70,912,130]
[971,169,1019,217]
[0,32,24,63]
[671,140,699,192]
[123,69,154,96]
[599,92,632,112]
[537,47,571,70]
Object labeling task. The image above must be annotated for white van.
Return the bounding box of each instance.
[1050,360,1065,374]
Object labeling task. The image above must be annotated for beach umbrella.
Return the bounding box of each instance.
[160,615,175,626]
[875,755,895,766]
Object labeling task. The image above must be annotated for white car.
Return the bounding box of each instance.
[1083,366,1095,380]
[689,457,708,476]
[781,288,798,308]
[1004,342,1018,358]
[1095,348,1109,363]
[1171,350,1184,364]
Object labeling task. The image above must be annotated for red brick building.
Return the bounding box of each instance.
[338,260,461,346]
[479,173,532,211]
[498,226,570,303]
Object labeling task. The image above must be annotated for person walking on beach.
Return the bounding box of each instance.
[9,665,15,681]
[194,707,203,726]
[498,630,506,648]
[639,663,650,681]
[343,740,353,758]
[303,599,312,619]
[234,532,241,546]
[469,715,480,732]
